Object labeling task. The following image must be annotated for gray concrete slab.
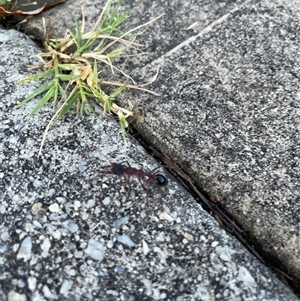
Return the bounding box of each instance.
[19,0,300,289]
[19,0,245,63]
[132,0,300,286]
[0,26,299,300]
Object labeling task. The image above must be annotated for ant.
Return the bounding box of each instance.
[100,161,168,190]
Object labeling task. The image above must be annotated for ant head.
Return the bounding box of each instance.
[155,174,168,186]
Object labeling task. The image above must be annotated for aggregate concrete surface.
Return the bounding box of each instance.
[0,0,299,300]
[1,26,298,301]
[19,0,300,290]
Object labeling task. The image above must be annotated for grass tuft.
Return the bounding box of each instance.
[16,0,162,153]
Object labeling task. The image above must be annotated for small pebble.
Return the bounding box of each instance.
[197,286,207,293]
[8,291,26,301]
[1,231,9,241]
[17,279,26,288]
[43,285,57,299]
[183,232,193,241]
[33,179,42,188]
[0,204,6,214]
[142,240,150,255]
[33,220,43,229]
[78,164,87,172]
[106,290,118,296]
[117,235,135,247]
[28,277,37,291]
[116,266,126,275]
[0,244,8,253]
[140,210,147,219]
[113,216,129,228]
[32,203,42,212]
[51,229,61,240]
[220,253,231,262]
[237,266,255,284]
[85,239,104,261]
[17,236,32,261]
[73,201,81,208]
[60,279,71,296]
[56,197,65,203]
[9,136,18,144]
[86,199,95,208]
[41,237,51,257]
[159,212,174,222]
[63,220,79,233]
[12,195,19,202]
[182,238,189,245]
[48,203,59,212]
[102,197,111,206]
[107,240,114,248]
[211,241,219,247]
[74,251,83,258]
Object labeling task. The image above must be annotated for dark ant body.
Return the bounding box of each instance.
[101,161,168,189]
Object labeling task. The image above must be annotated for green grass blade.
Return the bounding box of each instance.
[52,84,58,107]
[78,37,97,53]
[95,1,131,36]
[55,74,82,81]
[58,84,67,101]
[68,30,78,49]
[57,64,80,71]
[15,82,53,108]
[91,89,107,108]
[101,0,112,28]
[110,10,132,30]
[75,21,83,48]
[79,86,87,116]
[118,113,127,142]
[57,91,80,119]
[85,102,97,115]
[18,69,54,83]
[107,47,126,58]
[110,0,121,20]
[30,85,56,115]
[109,84,127,99]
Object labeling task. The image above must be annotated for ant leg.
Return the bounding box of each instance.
[117,161,141,186]
[122,169,146,190]
[148,166,161,173]
[145,166,161,180]
[117,161,132,168]
[137,178,146,191]
[98,164,116,175]
[144,166,161,184]
[124,161,146,190]
[88,164,116,182]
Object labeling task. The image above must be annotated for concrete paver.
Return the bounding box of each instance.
[0,26,298,301]
[20,0,300,287]
[0,25,299,300]
[1,0,299,298]
[133,0,300,285]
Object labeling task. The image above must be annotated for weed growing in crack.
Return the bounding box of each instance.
[16,0,162,153]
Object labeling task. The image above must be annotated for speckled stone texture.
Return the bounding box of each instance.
[134,0,300,286]
[19,0,300,288]
[0,27,299,300]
